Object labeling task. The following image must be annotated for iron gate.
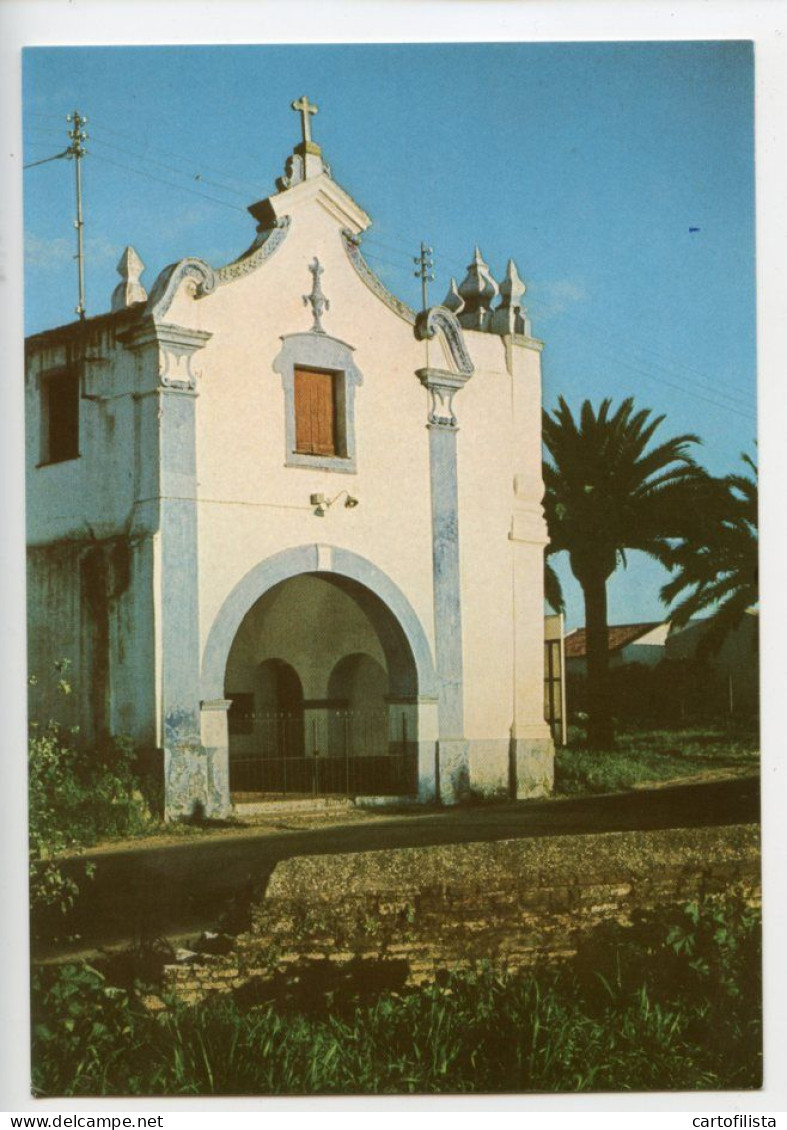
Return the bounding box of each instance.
[229,707,417,798]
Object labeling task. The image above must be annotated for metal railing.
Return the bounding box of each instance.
[229,707,417,797]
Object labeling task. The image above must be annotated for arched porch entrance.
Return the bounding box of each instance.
[201,546,438,801]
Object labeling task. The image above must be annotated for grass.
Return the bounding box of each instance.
[31,898,761,1096]
[555,727,759,797]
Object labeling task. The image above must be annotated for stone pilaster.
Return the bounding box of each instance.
[418,365,471,804]
[120,319,230,819]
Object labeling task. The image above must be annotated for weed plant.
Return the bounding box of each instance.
[555,727,759,796]
[31,898,762,1096]
[29,662,154,927]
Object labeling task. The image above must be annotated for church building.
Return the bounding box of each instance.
[25,98,554,818]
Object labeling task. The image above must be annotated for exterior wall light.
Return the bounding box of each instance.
[310,490,359,517]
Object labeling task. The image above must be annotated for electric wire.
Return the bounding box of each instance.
[523,291,755,411]
[27,124,254,201]
[82,116,263,194]
[88,151,248,213]
[29,110,263,191]
[525,296,756,416]
[24,114,756,425]
[23,149,69,170]
[86,135,251,199]
[357,223,756,404]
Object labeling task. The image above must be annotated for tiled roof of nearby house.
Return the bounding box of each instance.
[564,622,663,659]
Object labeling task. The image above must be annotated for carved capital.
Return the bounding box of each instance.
[118,321,212,392]
[417,366,471,429]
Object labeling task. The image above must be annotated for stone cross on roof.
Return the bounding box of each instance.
[292,95,318,146]
[276,96,329,192]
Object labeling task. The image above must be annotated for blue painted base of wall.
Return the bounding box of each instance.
[416,740,438,802]
[512,737,555,799]
[164,744,231,820]
[437,739,470,805]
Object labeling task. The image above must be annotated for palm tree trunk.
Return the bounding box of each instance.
[582,571,614,748]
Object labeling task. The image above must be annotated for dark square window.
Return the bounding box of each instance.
[41,370,80,464]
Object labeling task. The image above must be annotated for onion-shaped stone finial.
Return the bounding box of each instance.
[457,246,498,329]
[442,277,465,316]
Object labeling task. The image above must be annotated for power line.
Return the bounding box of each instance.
[86,133,251,199]
[28,119,263,203]
[356,235,417,265]
[524,292,755,412]
[89,151,248,214]
[353,240,754,418]
[23,149,68,170]
[86,116,263,194]
[24,114,755,424]
[357,237,755,420]
[358,248,412,273]
[28,123,256,209]
[540,328,757,423]
[363,220,756,405]
[526,296,756,418]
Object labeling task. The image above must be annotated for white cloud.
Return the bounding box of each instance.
[536,278,589,316]
[25,233,120,269]
[25,235,72,268]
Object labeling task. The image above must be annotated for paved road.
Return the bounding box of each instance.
[34,775,759,959]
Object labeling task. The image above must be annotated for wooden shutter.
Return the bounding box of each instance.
[294,368,336,456]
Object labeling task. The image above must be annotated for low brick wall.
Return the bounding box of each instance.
[163,823,760,1004]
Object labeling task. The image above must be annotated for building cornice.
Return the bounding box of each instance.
[341,230,416,325]
[249,173,371,235]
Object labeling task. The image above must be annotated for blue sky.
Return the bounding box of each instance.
[22,42,756,630]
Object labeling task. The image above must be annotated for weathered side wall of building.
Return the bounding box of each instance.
[27,535,158,748]
[163,823,759,1004]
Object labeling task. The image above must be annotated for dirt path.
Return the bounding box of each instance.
[34,774,760,961]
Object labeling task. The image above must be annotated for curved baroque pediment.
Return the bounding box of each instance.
[146,258,216,322]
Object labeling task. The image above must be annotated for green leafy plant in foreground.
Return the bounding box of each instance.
[31,898,762,1096]
[29,661,154,925]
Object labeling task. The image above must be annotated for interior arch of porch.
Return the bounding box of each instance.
[201,544,437,705]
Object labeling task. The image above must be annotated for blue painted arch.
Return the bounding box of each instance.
[200,544,438,702]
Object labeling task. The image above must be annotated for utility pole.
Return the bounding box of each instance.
[66,110,88,320]
[413,242,434,310]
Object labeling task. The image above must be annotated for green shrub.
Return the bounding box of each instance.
[31,898,762,1096]
[555,727,759,795]
[29,662,155,925]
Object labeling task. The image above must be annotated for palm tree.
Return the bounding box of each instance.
[661,454,758,656]
[543,396,701,748]
[544,559,564,616]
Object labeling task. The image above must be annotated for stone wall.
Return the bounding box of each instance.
[163,823,760,1004]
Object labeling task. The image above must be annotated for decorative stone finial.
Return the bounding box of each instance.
[303,257,330,333]
[489,258,532,336]
[111,245,147,311]
[277,95,330,191]
[457,246,499,330]
[442,277,465,316]
[499,258,526,308]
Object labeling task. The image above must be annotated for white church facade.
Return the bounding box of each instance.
[25,98,554,818]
